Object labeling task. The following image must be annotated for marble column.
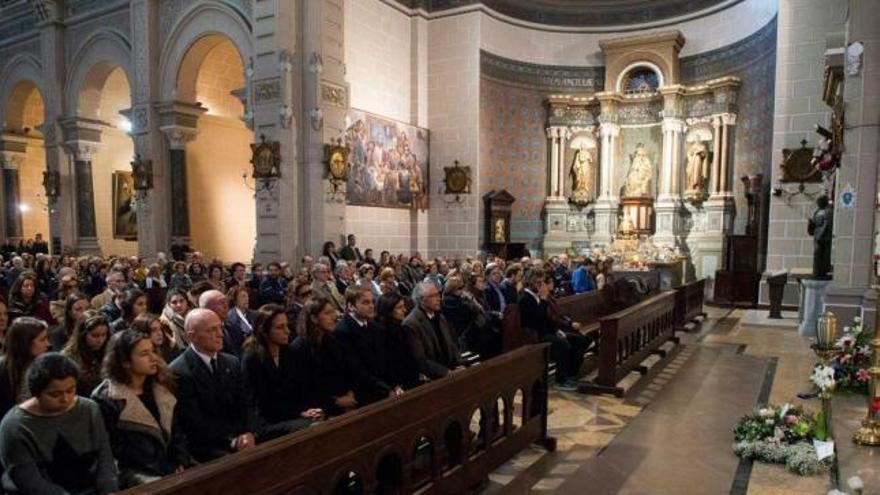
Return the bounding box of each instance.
[719,113,736,197]
[710,115,722,195]
[557,127,571,197]
[592,119,620,245]
[546,127,560,197]
[542,125,571,255]
[62,142,101,254]
[159,125,198,242]
[0,152,24,241]
[655,117,685,246]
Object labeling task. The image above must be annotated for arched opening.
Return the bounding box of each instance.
[410,435,434,490]
[3,80,47,245]
[178,34,255,263]
[375,452,403,495]
[530,380,545,419]
[493,396,506,442]
[75,64,135,256]
[468,408,486,458]
[615,62,664,94]
[512,389,525,429]
[442,421,463,473]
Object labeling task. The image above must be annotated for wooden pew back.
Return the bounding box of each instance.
[121,344,554,495]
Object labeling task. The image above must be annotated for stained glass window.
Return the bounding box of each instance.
[624,68,660,94]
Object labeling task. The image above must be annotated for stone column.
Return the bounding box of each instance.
[62,142,101,254]
[710,115,722,195]
[593,118,620,246]
[157,101,205,247]
[546,127,560,197]
[557,127,571,197]
[655,117,685,246]
[719,113,736,197]
[0,150,25,241]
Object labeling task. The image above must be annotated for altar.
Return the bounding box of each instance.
[539,30,739,282]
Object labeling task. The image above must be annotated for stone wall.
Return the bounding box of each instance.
[762,0,847,305]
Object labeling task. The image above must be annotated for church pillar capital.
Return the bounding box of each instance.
[62,141,102,162]
[160,126,198,150]
[661,118,686,134]
[0,151,25,170]
[599,121,620,137]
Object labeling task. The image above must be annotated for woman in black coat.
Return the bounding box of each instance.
[91,329,195,488]
[290,298,357,417]
[242,304,320,436]
[441,276,489,353]
[375,293,422,390]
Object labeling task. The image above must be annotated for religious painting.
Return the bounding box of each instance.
[344,109,429,210]
[493,217,506,243]
[112,171,137,239]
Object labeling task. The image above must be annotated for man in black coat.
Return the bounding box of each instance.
[518,269,587,390]
[403,282,461,379]
[200,289,244,358]
[169,309,260,462]
[335,287,405,404]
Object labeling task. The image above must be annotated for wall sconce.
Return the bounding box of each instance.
[41,170,60,199]
[310,108,324,131]
[131,154,153,191]
[772,181,822,203]
[248,135,281,195]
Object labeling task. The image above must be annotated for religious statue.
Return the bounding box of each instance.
[622,143,653,197]
[685,141,708,195]
[569,145,594,206]
[807,195,833,279]
[494,218,506,243]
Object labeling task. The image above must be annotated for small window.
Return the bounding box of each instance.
[624,67,660,94]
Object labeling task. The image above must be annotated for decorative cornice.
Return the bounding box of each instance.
[481,50,603,92]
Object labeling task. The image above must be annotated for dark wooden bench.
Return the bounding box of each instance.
[120,344,555,495]
[579,290,679,397]
[555,288,613,336]
[674,278,707,332]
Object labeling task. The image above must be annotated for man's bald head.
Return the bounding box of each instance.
[199,289,229,320]
[185,308,223,355]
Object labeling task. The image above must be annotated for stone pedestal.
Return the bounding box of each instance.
[799,278,831,337]
[591,198,618,246]
[542,197,571,255]
[654,198,682,247]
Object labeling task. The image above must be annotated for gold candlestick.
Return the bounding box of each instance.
[853,290,880,445]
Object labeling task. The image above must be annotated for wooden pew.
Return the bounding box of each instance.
[554,288,613,336]
[674,278,707,332]
[121,344,556,495]
[579,291,679,397]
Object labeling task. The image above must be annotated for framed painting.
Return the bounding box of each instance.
[112,171,137,239]
[344,109,429,210]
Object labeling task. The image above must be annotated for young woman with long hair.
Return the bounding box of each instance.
[49,292,91,351]
[7,271,54,324]
[130,313,179,363]
[91,330,195,487]
[159,287,190,351]
[61,311,110,396]
[0,317,50,417]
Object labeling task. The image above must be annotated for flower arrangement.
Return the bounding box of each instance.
[828,316,872,394]
[732,403,832,475]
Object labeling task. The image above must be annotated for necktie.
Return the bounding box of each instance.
[210,357,218,375]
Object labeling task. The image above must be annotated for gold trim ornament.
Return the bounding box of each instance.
[780,140,820,183]
[324,138,349,193]
[250,134,281,180]
[443,160,471,195]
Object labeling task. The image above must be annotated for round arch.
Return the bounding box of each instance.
[159,2,253,103]
[64,29,134,119]
[614,60,666,94]
[0,54,44,128]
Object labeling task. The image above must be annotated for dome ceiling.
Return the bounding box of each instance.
[396,0,732,27]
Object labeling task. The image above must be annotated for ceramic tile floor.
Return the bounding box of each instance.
[483,306,879,494]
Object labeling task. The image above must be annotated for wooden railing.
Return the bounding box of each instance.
[554,288,613,335]
[580,291,679,397]
[121,344,555,495]
[674,278,707,332]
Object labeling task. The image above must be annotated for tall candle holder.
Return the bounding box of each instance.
[853,289,880,446]
[813,311,838,442]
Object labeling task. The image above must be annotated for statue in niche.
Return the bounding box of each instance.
[807,195,833,279]
[686,141,708,190]
[622,143,653,197]
[493,217,506,243]
[569,145,595,206]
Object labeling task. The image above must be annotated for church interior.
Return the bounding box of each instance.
[0,0,878,493]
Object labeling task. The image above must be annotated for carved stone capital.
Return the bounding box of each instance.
[720,113,737,126]
[155,101,208,130]
[661,118,686,134]
[63,141,102,161]
[0,151,25,170]
[58,117,106,145]
[160,126,198,150]
[599,122,621,138]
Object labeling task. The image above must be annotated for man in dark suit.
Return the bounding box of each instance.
[335,287,405,404]
[334,263,353,296]
[169,308,259,462]
[518,269,587,391]
[499,263,522,305]
[403,282,461,379]
[259,262,287,306]
[337,234,363,262]
[485,262,507,318]
[199,289,243,358]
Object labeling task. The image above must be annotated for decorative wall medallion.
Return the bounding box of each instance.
[321,82,346,108]
[255,78,280,103]
[250,135,281,179]
[443,160,471,195]
[324,139,349,193]
[780,141,820,183]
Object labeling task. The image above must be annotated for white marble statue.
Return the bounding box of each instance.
[570,145,594,204]
[686,141,708,192]
[623,143,653,197]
